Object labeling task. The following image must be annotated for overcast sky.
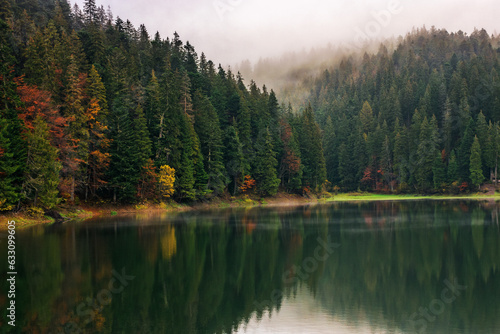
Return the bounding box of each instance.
[73,0,499,67]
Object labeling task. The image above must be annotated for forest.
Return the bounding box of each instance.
[302,27,500,193]
[0,0,326,210]
[1,0,500,211]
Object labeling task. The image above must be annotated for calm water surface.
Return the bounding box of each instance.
[2,200,500,333]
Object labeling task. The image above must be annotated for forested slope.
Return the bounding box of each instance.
[0,0,326,210]
[300,28,500,192]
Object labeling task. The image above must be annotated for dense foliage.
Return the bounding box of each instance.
[0,0,326,209]
[302,27,500,193]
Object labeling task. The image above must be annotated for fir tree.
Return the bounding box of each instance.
[224,125,244,195]
[432,151,447,191]
[470,135,484,189]
[254,128,280,196]
[24,116,61,209]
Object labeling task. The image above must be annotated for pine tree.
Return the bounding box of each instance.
[380,135,394,191]
[254,128,280,196]
[108,98,143,202]
[224,125,244,195]
[193,91,226,195]
[323,116,337,187]
[393,119,409,185]
[470,135,484,189]
[0,19,25,210]
[279,119,303,193]
[433,150,447,191]
[24,116,61,209]
[447,150,459,184]
[458,118,475,183]
[298,104,327,191]
[360,101,375,134]
[175,114,196,201]
[476,111,489,177]
[416,116,439,192]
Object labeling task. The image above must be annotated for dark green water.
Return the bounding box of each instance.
[2,200,500,333]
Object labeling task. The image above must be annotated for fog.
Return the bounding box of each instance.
[72,0,498,68]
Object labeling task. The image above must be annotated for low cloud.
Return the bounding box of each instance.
[73,0,499,66]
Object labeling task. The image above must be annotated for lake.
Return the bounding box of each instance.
[2,200,500,333]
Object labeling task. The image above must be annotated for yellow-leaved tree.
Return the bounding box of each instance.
[159,165,175,198]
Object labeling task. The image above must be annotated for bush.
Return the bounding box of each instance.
[27,206,44,218]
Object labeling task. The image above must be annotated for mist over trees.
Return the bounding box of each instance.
[0,0,326,210]
[284,27,500,193]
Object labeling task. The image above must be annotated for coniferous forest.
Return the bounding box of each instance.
[0,0,327,210]
[1,0,500,211]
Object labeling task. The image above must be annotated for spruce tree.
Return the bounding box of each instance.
[0,19,25,210]
[323,116,337,186]
[193,91,226,195]
[224,125,244,195]
[447,150,459,184]
[24,116,61,209]
[254,128,280,196]
[298,104,327,191]
[416,116,439,192]
[470,135,484,189]
[458,118,475,183]
[432,151,447,191]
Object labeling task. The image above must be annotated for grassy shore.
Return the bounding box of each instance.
[322,192,500,202]
[2,191,500,230]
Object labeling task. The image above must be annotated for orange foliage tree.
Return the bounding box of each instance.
[239,175,256,193]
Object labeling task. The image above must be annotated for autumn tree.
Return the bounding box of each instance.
[159,165,175,198]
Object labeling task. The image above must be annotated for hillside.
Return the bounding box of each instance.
[0,0,325,211]
[293,27,500,193]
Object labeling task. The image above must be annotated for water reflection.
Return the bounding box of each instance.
[1,200,499,333]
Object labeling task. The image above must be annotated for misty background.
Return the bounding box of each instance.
[71,0,498,65]
[71,0,499,101]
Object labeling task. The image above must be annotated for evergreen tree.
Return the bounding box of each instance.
[458,118,475,183]
[323,116,337,186]
[24,116,61,209]
[254,128,280,196]
[432,150,447,191]
[0,19,25,210]
[416,116,439,192]
[108,98,143,202]
[193,91,226,195]
[360,101,375,134]
[175,114,196,201]
[393,119,409,185]
[298,104,327,191]
[224,125,244,195]
[470,135,484,189]
[447,150,459,184]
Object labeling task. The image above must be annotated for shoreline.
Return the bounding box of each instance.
[2,192,500,230]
